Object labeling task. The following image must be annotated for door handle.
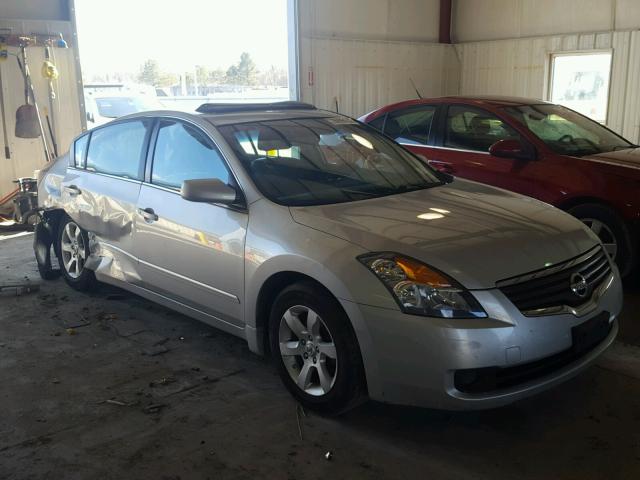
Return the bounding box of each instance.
[138,207,158,222]
[428,160,455,174]
[64,185,81,196]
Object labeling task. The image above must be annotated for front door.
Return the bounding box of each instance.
[134,119,247,327]
[426,105,536,196]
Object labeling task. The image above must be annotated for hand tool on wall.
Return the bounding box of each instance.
[42,42,59,156]
[15,41,52,162]
[15,42,41,139]
[0,41,9,158]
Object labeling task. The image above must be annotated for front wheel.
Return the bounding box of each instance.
[568,203,636,277]
[57,216,97,291]
[269,282,366,414]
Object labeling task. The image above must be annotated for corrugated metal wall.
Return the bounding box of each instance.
[296,0,459,118]
[0,17,83,200]
[299,37,458,117]
[456,30,640,143]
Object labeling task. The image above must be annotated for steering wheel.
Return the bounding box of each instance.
[558,134,575,144]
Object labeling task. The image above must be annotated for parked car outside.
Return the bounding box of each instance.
[84,93,164,128]
[359,96,640,277]
[34,102,622,413]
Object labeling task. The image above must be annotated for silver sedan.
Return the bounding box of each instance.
[35,102,622,413]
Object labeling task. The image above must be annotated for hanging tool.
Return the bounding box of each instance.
[0,40,9,158]
[15,42,41,139]
[15,41,52,162]
[42,42,59,157]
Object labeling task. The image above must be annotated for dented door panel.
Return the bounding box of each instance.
[59,170,143,283]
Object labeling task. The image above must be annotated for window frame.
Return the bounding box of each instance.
[547,50,613,124]
[83,118,154,181]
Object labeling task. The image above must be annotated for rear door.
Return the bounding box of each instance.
[60,119,152,281]
[134,118,248,327]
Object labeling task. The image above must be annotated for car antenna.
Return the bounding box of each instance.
[334,96,339,113]
[409,78,423,99]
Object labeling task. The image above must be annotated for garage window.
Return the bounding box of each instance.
[549,52,612,123]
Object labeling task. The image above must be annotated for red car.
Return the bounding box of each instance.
[360,96,640,276]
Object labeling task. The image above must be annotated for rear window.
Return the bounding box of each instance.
[86,120,150,180]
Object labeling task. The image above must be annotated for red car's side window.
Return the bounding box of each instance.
[444,105,519,152]
[383,105,437,146]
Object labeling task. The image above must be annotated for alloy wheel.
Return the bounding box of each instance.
[581,218,618,260]
[278,305,338,396]
[60,221,86,279]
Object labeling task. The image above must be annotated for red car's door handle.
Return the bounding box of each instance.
[428,160,455,174]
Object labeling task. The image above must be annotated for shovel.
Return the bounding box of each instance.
[15,45,42,140]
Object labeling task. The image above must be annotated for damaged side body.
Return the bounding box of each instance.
[35,151,141,285]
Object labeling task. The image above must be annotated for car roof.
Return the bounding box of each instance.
[362,95,551,119]
[115,103,342,127]
[202,108,338,126]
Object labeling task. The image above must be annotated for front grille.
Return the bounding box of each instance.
[498,247,612,314]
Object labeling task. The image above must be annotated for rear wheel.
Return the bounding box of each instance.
[269,282,366,414]
[568,203,636,277]
[57,216,97,291]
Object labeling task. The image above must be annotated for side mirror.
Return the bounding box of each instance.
[181,178,238,204]
[489,139,536,161]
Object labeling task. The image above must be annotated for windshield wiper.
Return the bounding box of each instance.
[610,145,637,151]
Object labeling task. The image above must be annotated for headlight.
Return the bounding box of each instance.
[358,253,487,318]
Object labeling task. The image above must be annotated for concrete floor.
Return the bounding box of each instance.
[1,231,639,480]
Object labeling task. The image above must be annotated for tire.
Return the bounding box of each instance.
[56,216,97,291]
[568,203,636,277]
[269,281,366,415]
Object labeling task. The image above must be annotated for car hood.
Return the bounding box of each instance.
[580,146,640,171]
[289,179,599,289]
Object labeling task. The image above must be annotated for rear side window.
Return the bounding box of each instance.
[86,120,150,179]
[151,120,230,190]
[73,134,89,167]
[367,115,386,132]
[383,106,437,146]
[444,105,518,152]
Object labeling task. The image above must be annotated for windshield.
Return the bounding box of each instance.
[504,104,634,156]
[219,117,443,206]
[94,97,162,118]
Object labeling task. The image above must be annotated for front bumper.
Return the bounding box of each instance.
[341,271,623,410]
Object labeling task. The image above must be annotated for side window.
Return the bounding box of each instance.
[151,120,230,190]
[367,115,386,132]
[74,134,89,167]
[444,105,518,152]
[383,106,437,146]
[86,120,150,179]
